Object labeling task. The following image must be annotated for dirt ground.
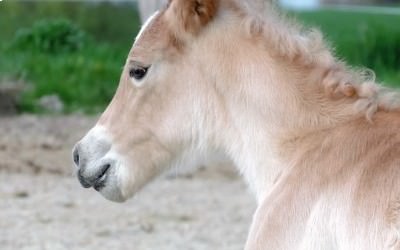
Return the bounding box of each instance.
[0,115,255,250]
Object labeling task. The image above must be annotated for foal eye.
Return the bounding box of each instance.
[129,66,149,81]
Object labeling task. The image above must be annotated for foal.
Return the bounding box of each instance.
[73,1,400,249]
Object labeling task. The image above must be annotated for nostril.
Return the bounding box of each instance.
[73,147,80,167]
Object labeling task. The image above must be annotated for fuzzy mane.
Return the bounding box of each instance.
[236,0,400,119]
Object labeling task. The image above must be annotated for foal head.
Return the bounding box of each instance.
[72,0,239,202]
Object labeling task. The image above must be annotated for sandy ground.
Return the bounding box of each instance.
[0,115,255,250]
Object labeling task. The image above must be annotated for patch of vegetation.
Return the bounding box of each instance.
[0,1,140,113]
[11,19,87,54]
[3,44,128,113]
[0,1,141,46]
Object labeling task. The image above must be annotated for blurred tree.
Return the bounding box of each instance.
[0,1,140,46]
[12,19,87,54]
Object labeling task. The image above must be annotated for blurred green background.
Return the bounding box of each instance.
[0,1,399,113]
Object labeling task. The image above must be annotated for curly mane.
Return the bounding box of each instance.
[237,0,400,119]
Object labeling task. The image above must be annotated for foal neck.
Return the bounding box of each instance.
[222,58,364,202]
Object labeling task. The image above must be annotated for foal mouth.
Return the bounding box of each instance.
[78,164,111,191]
[93,165,111,191]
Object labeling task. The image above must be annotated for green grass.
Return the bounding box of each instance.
[0,1,141,113]
[0,2,399,113]
[1,45,128,113]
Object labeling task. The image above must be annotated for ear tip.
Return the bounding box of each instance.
[170,0,219,35]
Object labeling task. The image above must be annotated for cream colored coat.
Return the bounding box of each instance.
[73,1,400,249]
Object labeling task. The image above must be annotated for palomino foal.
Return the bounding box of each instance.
[73,0,400,249]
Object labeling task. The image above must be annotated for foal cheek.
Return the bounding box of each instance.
[118,138,176,196]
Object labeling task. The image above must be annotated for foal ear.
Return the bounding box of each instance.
[169,0,219,35]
